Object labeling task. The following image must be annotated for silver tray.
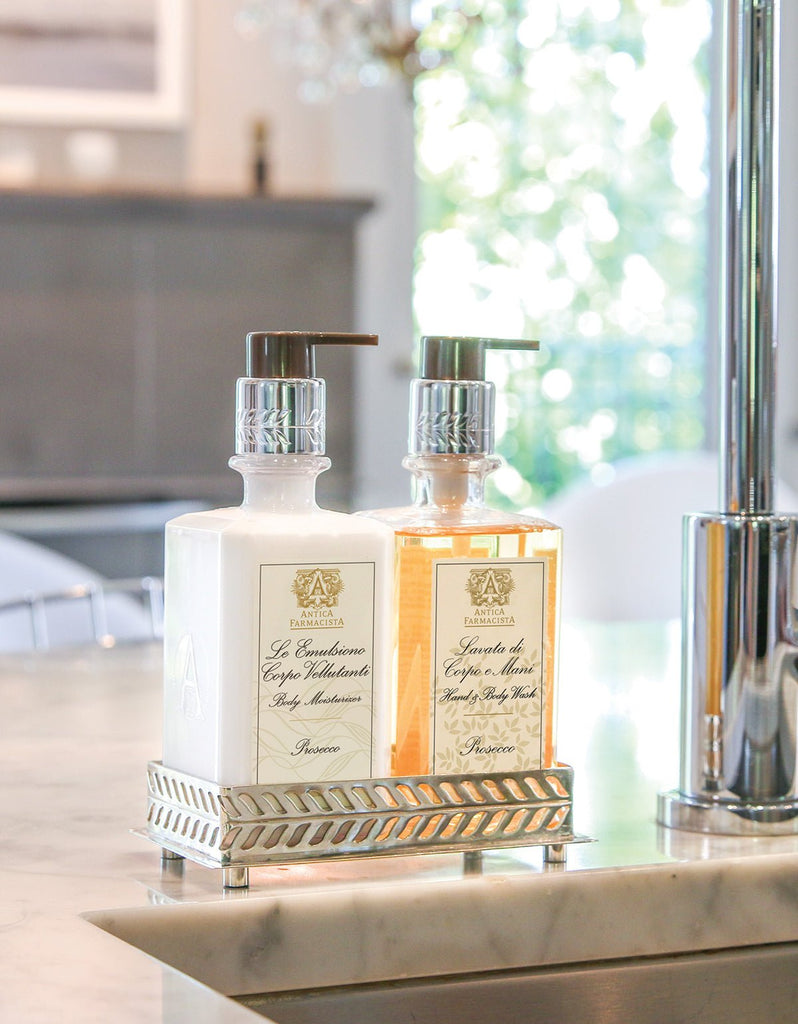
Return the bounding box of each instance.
[140,761,589,888]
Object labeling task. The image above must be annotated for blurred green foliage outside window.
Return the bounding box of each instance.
[413,0,712,510]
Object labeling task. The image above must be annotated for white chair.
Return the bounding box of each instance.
[0,531,162,652]
[541,451,798,623]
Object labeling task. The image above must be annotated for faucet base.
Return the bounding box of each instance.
[674,511,798,824]
[658,789,798,835]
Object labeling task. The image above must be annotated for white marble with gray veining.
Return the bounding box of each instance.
[3,623,798,1021]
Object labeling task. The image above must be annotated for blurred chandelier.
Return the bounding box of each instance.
[235,1,450,102]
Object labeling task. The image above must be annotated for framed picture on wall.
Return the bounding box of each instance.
[0,0,188,127]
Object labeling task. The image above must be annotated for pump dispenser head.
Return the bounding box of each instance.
[409,336,539,456]
[235,331,378,455]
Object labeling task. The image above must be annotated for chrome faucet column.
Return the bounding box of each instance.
[658,0,798,833]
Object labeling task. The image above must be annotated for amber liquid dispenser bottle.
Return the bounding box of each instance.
[360,336,562,777]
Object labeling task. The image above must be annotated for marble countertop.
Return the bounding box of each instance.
[3,623,798,1022]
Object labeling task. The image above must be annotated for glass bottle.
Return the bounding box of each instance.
[251,118,269,194]
[162,332,394,787]
[360,336,562,777]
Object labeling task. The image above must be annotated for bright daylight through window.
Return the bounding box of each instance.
[413,0,713,510]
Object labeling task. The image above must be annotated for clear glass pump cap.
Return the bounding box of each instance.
[236,331,378,455]
[410,336,539,456]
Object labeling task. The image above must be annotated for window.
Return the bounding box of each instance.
[414,0,713,509]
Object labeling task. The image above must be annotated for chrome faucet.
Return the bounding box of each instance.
[658,0,798,833]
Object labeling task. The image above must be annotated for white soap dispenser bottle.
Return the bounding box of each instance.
[162,331,394,787]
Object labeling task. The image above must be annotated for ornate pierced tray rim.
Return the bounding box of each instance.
[141,761,591,870]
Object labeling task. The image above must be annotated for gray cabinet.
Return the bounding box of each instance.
[0,191,372,509]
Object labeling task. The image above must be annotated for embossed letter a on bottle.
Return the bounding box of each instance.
[177,634,204,720]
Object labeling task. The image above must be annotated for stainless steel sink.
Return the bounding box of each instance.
[239,944,798,1024]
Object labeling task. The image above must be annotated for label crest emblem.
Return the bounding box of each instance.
[465,567,515,608]
[291,568,344,608]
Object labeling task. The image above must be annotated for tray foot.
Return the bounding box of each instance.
[224,865,250,889]
[544,842,566,866]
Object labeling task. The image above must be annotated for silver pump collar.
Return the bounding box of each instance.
[409,336,539,456]
[235,331,377,455]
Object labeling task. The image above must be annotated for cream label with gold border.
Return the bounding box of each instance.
[430,557,546,773]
